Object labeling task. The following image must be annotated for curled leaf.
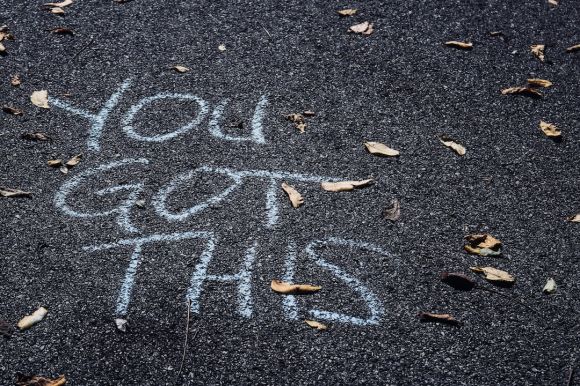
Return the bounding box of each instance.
[444,41,473,50]
[539,121,561,138]
[418,312,462,326]
[44,0,73,7]
[173,65,190,73]
[305,320,328,330]
[271,279,321,294]
[364,141,399,157]
[384,198,400,221]
[527,78,552,88]
[0,187,31,197]
[530,44,545,62]
[321,179,373,192]
[543,278,557,294]
[440,272,476,291]
[348,21,373,35]
[31,90,49,109]
[565,44,580,53]
[439,135,466,156]
[470,266,515,284]
[501,87,542,98]
[464,234,502,256]
[337,8,357,16]
[2,106,23,115]
[15,374,66,386]
[567,214,580,223]
[18,307,48,330]
[281,182,303,208]
[22,132,51,141]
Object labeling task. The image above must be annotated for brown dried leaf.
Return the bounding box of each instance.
[48,159,63,167]
[501,87,542,98]
[527,78,552,88]
[17,307,48,330]
[349,21,373,35]
[271,279,321,294]
[444,40,473,49]
[31,90,49,109]
[2,106,23,115]
[439,136,466,156]
[539,121,561,137]
[50,7,65,14]
[566,44,580,53]
[305,320,328,330]
[0,187,31,197]
[65,153,82,167]
[530,44,545,62]
[337,8,357,16]
[286,113,306,133]
[470,266,515,284]
[281,182,303,208]
[567,214,580,223]
[22,132,51,141]
[440,272,476,291]
[321,179,373,192]
[173,65,190,73]
[303,110,315,117]
[11,74,21,86]
[44,0,73,7]
[364,141,399,157]
[418,312,461,326]
[50,27,74,35]
[15,374,66,386]
[464,234,502,256]
[384,199,400,221]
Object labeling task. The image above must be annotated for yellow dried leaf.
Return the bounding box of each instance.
[348,21,373,35]
[530,44,545,62]
[15,374,66,386]
[18,307,48,330]
[527,78,552,88]
[470,266,515,284]
[11,74,21,86]
[566,44,580,53]
[305,320,328,330]
[31,90,49,109]
[44,0,73,7]
[439,136,466,156]
[173,65,190,73]
[281,182,303,208]
[501,87,542,98]
[321,179,373,192]
[271,279,321,294]
[543,278,557,294]
[65,153,82,167]
[567,214,580,223]
[50,7,65,14]
[337,8,357,16]
[47,159,63,167]
[539,121,561,137]
[364,141,399,157]
[444,40,473,49]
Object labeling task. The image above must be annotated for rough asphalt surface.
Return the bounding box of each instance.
[1,0,579,385]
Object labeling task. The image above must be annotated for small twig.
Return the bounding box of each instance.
[260,24,272,38]
[177,299,192,376]
[479,286,539,314]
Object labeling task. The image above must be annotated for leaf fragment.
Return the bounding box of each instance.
[539,120,561,138]
[286,113,306,133]
[384,198,400,221]
[418,312,462,326]
[337,8,357,16]
[173,65,190,73]
[321,179,373,192]
[440,272,476,291]
[439,135,466,156]
[31,90,50,109]
[364,141,399,157]
[548,0,558,5]
[65,153,82,167]
[0,187,31,198]
[530,44,545,62]
[501,87,542,98]
[281,182,303,208]
[566,44,580,53]
[527,78,552,88]
[15,374,66,386]
[567,214,580,223]
[543,278,557,294]
[17,307,48,330]
[50,7,65,14]
[44,0,73,7]
[47,159,63,167]
[305,320,328,330]
[11,74,21,86]
[271,279,321,294]
[2,105,23,115]
[22,132,51,141]
[50,27,74,35]
[444,40,473,50]
[470,266,515,284]
[464,234,502,256]
[348,21,373,35]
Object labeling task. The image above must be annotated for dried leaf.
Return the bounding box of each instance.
[305,320,328,330]
[50,27,74,35]
[439,136,466,156]
[11,74,21,86]
[303,110,315,117]
[271,280,321,294]
[539,121,561,138]
[0,320,12,338]
[295,122,306,133]
[31,90,50,109]
[17,307,48,330]
[22,132,51,141]
[65,153,82,167]
[384,199,400,221]
[48,159,63,167]
[286,113,306,133]
[548,0,558,5]
[527,78,552,88]
[281,182,303,208]
[2,106,23,115]
[501,87,542,98]
[50,7,65,14]
[543,278,557,294]
[218,44,226,51]
[440,272,476,291]
[337,9,357,16]
[566,44,580,53]
[464,234,502,256]
[444,40,473,50]
[115,318,127,332]
[348,21,373,35]
[530,44,545,62]
[173,65,190,73]
[0,187,31,197]
[489,31,503,37]
[15,374,66,386]
[44,0,73,7]
[364,141,399,157]
[567,214,580,223]
[418,312,461,326]
[321,179,373,192]
[470,266,515,284]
